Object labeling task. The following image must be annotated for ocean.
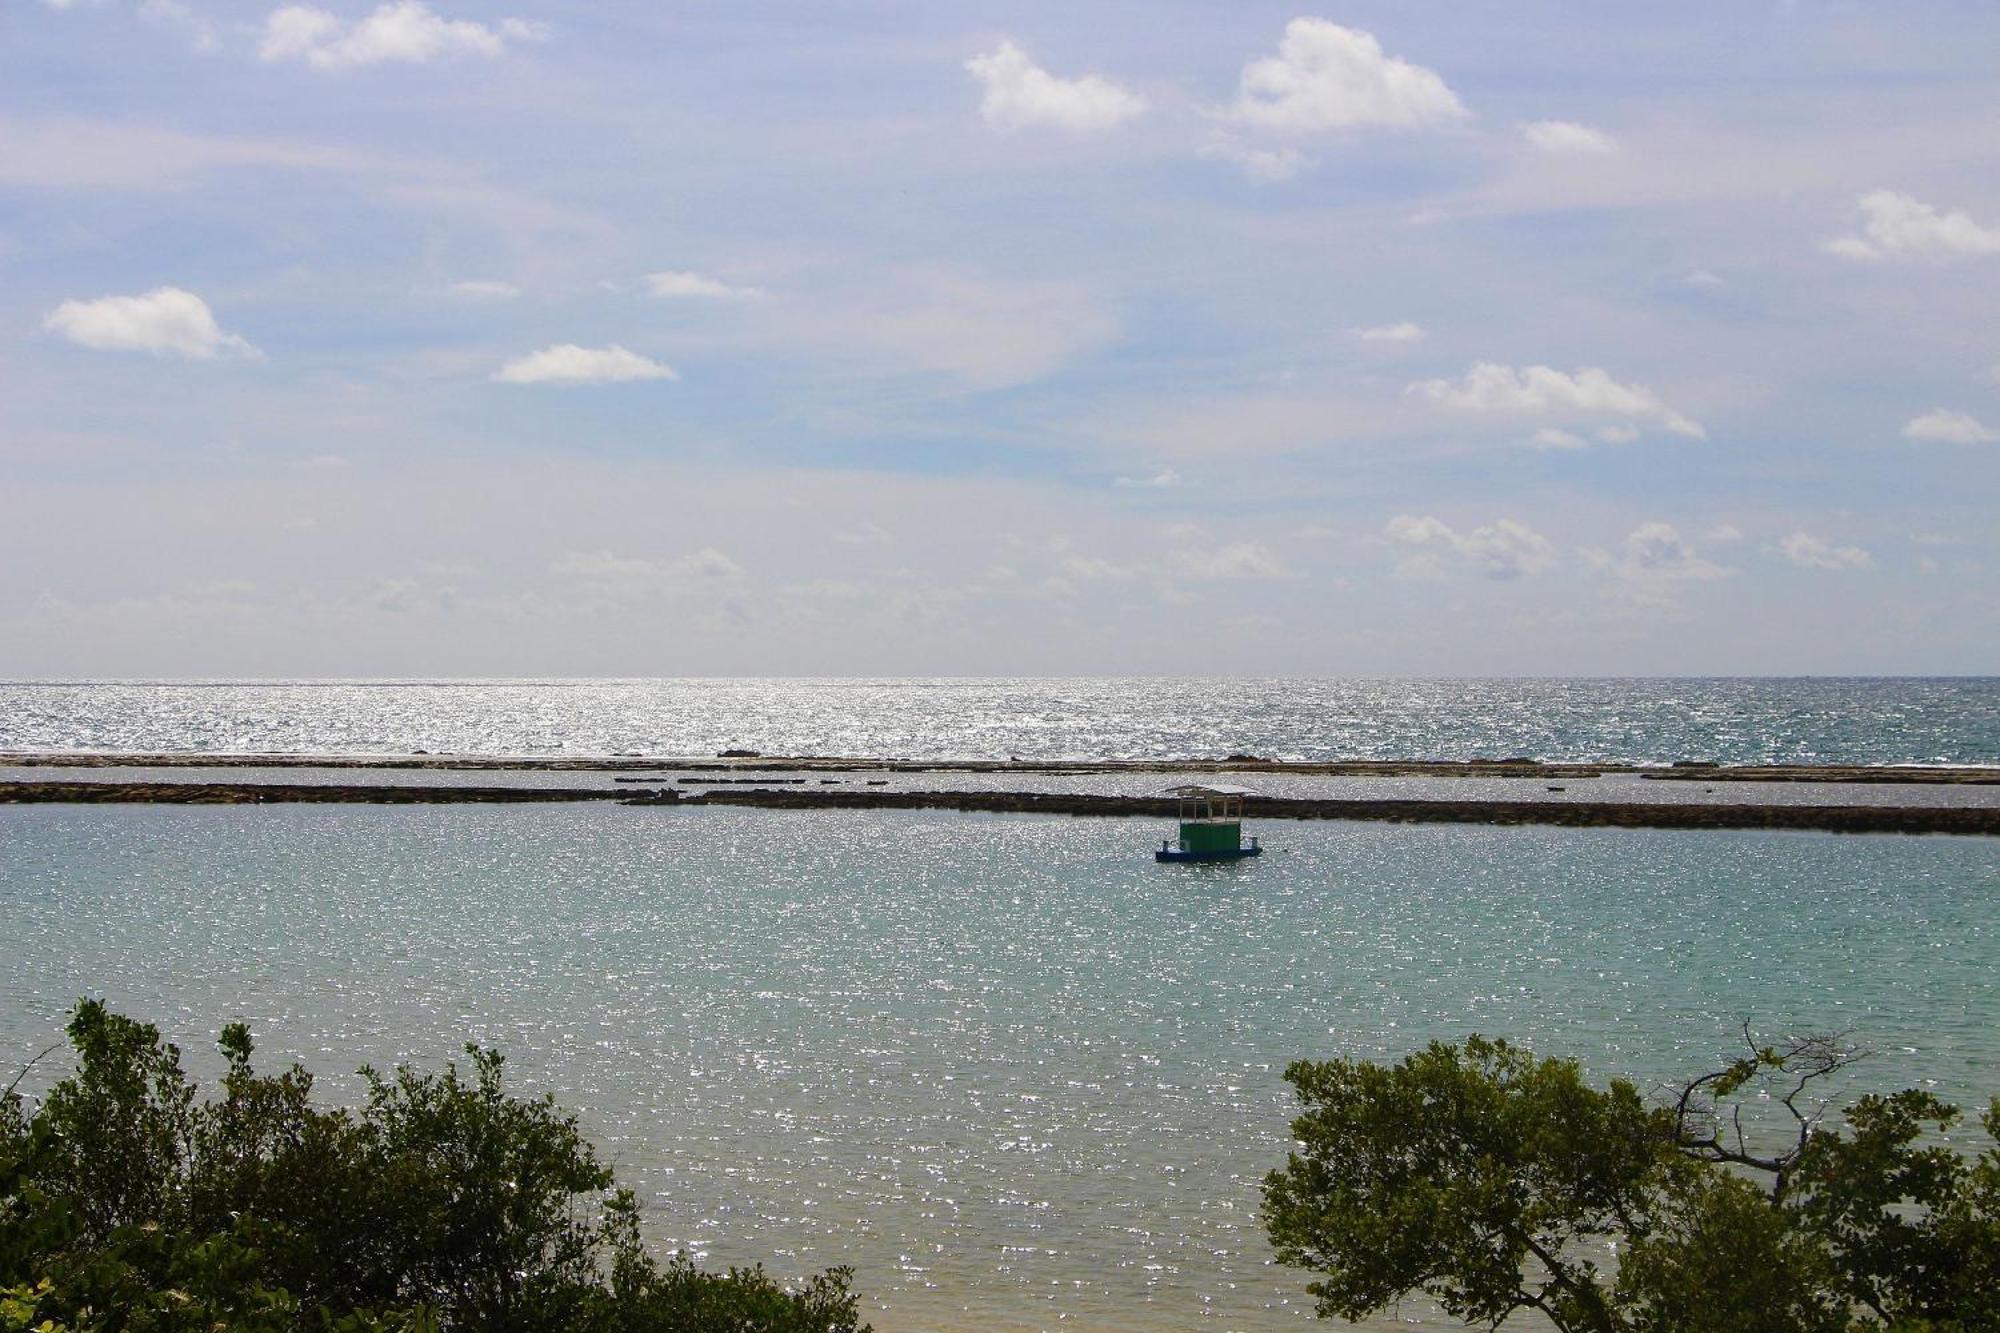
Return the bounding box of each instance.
[3,676,1997,765]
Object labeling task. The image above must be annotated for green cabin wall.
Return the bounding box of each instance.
[1179,820,1242,852]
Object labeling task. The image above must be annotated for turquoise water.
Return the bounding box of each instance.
[4,677,1998,765]
[3,803,1995,1329]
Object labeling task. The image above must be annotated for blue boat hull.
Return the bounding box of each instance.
[1155,845,1263,863]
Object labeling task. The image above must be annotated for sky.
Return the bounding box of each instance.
[3,1,1998,676]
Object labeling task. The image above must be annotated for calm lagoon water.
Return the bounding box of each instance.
[3,803,1996,1329]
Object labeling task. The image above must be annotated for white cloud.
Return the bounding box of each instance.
[552,547,743,586]
[367,576,425,613]
[1900,408,1997,444]
[1410,362,1705,439]
[138,0,218,51]
[1584,523,1730,606]
[1522,120,1616,154]
[494,344,675,385]
[1825,190,2000,261]
[1387,515,1558,580]
[1057,552,1139,583]
[262,6,382,62]
[1172,542,1293,580]
[831,521,892,547]
[1050,538,1292,589]
[44,286,259,358]
[260,2,541,69]
[1114,469,1182,489]
[449,279,519,298]
[1706,524,1744,544]
[1201,137,1308,183]
[1596,424,1640,444]
[1529,427,1587,450]
[1777,532,1872,571]
[1355,321,1424,343]
[643,270,768,300]
[1618,522,1729,581]
[1226,19,1466,134]
[965,40,1146,132]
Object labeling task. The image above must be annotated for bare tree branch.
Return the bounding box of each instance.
[1654,1026,1866,1199]
[3,1040,62,1105]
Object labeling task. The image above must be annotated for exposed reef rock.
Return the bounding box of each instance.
[3,776,1992,833]
[631,787,2000,837]
[0,782,647,805]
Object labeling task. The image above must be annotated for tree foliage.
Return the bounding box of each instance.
[1,1001,868,1332]
[1263,1032,2000,1332]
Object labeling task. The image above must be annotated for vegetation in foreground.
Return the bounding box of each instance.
[1263,1032,2000,1332]
[1,1001,867,1332]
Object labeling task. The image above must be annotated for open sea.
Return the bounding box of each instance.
[3,676,1998,765]
[2,678,1997,1329]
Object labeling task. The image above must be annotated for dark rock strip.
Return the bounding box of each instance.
[1637,766,2000,785]
[3,780,1995,834]
[647,787,2000,836]
[0,782,646,805]
[0,753,679,772]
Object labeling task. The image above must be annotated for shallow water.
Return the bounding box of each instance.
[3,804,1994,1329]
[4,677,1997,765]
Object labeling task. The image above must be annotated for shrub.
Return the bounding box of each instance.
[1,1001,867,1333]
[1262,1032,2000,1332]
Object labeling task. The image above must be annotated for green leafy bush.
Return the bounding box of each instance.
[1263,1033,1999,1332]
[1,1001,867,1332]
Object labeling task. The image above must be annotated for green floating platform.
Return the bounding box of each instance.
[1155,785,1262,862]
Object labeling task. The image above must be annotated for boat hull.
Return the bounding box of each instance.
[1155,845,1263,863]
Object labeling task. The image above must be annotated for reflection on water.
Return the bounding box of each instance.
[3,804,1994,1329]
[3,676,1997,765]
